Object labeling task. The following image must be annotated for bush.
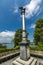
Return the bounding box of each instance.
[30,46,43,51]
[0,46,19,53]
[38,42,43,47]
[14,46,20,50]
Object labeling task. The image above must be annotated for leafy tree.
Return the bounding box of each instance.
[34,18,43,46]
[13,29,29,47]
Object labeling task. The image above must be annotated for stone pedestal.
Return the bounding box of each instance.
[20,41,30,61]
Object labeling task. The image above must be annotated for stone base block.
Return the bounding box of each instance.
[12,57,39,65]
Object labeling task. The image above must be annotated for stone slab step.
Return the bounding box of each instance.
[37,61,40,65]
[27,57,34,65]
[31,59,37,65]
[16,57,34,65]
[12,61,22,65]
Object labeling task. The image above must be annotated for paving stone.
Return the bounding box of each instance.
[12,57,34,65]
[12,61,22,65]
[31,59,37,65]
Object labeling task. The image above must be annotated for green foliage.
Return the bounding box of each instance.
[0,46,19,53]
[30,46,43,51]
[13,29,29,47]
[38,42,43,47]
[14,45,20,50]
[13,29,22,47]
[34,18,43,46]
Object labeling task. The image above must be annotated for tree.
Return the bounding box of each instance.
[13,29,29,47]
[34,18,43,46]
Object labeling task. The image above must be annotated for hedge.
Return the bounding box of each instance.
[0,46,19,53]
[30,46,43,51]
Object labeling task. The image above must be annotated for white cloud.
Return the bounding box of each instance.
[36,7,43,16]
[9,6,18,14]
[0,31,15,43]
[13,7,18,13]
[25,0,42,18]
[30,24,36,29]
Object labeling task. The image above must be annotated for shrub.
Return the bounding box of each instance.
[30,46,43,51]
[0,46,19,53]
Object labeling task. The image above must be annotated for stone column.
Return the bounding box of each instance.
[19,7,30,61]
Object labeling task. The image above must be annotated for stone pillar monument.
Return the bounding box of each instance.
[19,7,30,61]
[12,7,40,65]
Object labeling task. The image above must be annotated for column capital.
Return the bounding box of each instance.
[19,7,26,15]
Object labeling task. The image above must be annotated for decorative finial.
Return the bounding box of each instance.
[19,7,26,15]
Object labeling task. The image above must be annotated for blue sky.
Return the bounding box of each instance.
[0,0,43,43]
